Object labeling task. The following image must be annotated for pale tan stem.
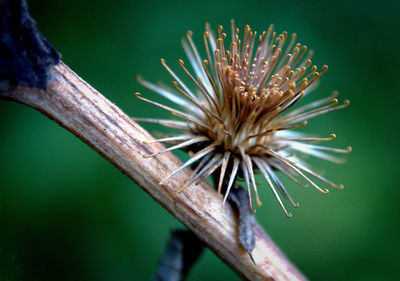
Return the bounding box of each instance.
[0,62,307,281]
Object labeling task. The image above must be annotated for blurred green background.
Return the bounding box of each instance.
[1,0,399,280]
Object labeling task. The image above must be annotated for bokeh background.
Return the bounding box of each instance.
[1,0,399,280]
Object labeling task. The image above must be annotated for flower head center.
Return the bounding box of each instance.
[136,20,350,215]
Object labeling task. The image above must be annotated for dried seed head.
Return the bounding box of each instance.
[135,20,351,217]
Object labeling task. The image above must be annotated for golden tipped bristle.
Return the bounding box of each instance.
[135,20,351,217]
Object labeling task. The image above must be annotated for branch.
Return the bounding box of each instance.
[0,62,307,281]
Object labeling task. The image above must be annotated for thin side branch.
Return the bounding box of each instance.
[0,62,307,281]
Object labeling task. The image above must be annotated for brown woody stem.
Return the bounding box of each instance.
[0,62,307,281]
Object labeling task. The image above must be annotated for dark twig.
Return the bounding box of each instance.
[229,187,257,264]
[152,230,204,281]
[0,0,60,91]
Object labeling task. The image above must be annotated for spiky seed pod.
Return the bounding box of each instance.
[135,20,351,217]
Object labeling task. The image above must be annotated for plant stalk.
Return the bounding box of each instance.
[0,62,307,281]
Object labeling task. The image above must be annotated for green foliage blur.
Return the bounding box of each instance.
[1,0,399,280]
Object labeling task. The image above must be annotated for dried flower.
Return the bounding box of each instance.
[135,20,351,217]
